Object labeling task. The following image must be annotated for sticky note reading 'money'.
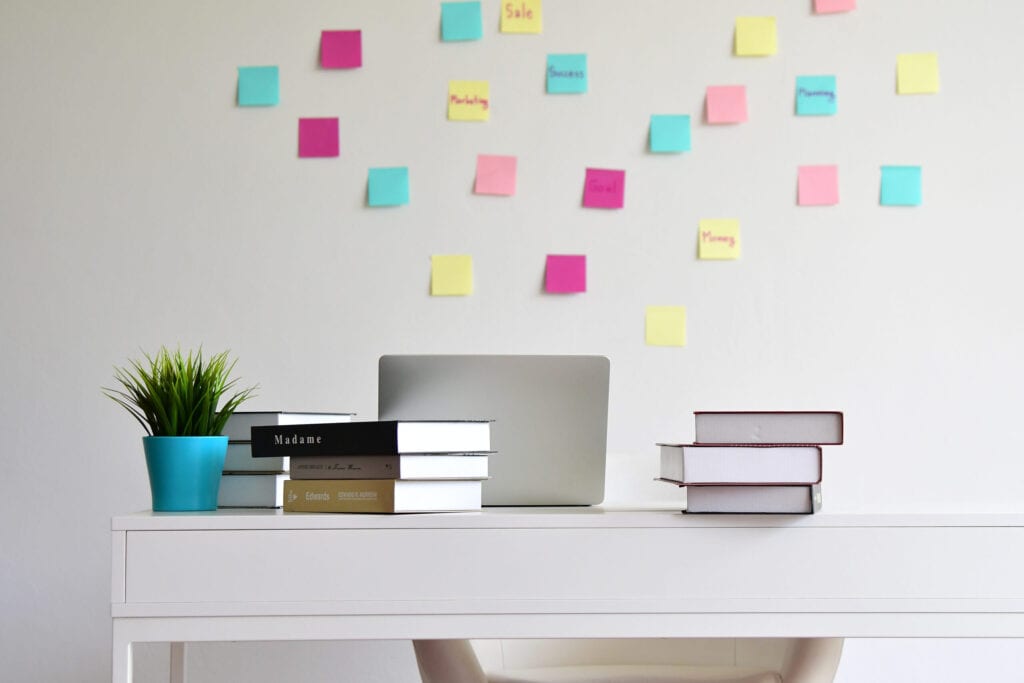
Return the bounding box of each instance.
[706,86,748,124]
[646,306,687,347]
[320,30,362,68]
[698,219,741,260]
[798,165,839,206]
[237,66,279,106]
[474,155,517,195]
[431,255,474,296]
[298,117,339,158]
[448,80,490,121]
[545,254,586,293]
[583,168,625,209]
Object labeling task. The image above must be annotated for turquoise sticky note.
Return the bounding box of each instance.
[547,54,588,94]
[237,66,279,106]
[796,75,836,116]
[368,167,410,207]
[441,2,483,41]
[880,166,922,206]
[650,115,691,153]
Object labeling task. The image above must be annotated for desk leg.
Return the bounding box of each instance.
[112,622,133,683]
[170,642,187,683]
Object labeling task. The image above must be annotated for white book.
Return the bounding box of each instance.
[658,444,822,485]
[693,411,843,445]
[222,411,354,442]
[685,485,822,514]
[223,443,287,473]
[217,473,288,509]
[289,453,489,480]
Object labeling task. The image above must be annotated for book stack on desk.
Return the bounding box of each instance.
[251,419,492,513]
[657,411,844,514]
[216,411,354,508]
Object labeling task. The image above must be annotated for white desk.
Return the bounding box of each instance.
[111,508,1024,682]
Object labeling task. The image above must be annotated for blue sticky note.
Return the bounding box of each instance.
[796,75,836,116]
[368,167,410,207]
[650,115,691,153]
[441,2,483,42]
[237,66,279,107]
[880,166,922,206]
[547,54,588,94]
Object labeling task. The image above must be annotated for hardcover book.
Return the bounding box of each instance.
[251,419,492,457]
[684,484,822,514]
[289,453,490,480]
[223,443,287,473]
[693,411,844,445]
[283,478,482,513]
[222,411,354,442]
[657,443,823,485]
[217,473,288,509]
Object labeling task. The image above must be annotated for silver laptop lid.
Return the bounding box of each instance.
[378,355,609,506]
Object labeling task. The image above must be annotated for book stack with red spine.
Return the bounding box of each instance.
[657,411,844,514]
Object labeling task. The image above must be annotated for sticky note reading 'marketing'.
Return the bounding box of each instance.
[448,81,490,121]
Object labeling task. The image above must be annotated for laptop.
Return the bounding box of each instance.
[378,355,609,506]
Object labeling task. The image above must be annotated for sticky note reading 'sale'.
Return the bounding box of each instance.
[500,0,542,33]
[583,168,625,209]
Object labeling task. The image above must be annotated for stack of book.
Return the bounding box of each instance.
[217,411,354,508]
[250,419,493,513]
[657,411,844,514]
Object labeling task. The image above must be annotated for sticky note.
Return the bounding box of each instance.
[298,117,339,158]
[798,165,839,206]
[448,80,490,121]
[698,219,741,260]
[441,2,483,41]
[735,16,777,56]
[706,86,748,124]
[897,53,940,94]
[583,168,625,209]
[431,255,473,296]
[500,0,542,33]
[474,155,517,195]
[320,30,362,68]
[545,255,586,293]
[646,306,687,347]
[547,54,587,94]
[880,166,922,206]
[814,0,856,13]
[649,115,691,153]
[237,66,279,107]
[796,76,837,116]
[367,167,410,207]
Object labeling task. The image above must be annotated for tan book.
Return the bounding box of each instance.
[283,478,482,513]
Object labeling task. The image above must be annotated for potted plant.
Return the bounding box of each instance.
[104,347,257,511]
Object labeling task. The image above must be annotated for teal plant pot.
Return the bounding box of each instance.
[143,436,228,511]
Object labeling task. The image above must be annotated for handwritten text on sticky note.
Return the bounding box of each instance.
[583,168,625,209]
[796,75,836,116]
[500,0,542,33]
[698,219,741,260]
[475,154,517,196]
[646,306,687,347]
[545,254,586,293]
[547,54,587,94]
[448,80,490,121]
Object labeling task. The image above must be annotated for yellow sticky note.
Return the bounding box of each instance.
[500,0,543,33]
[698,219,741,260]
[448,80,490,121]
[735,16,777,56]
[897,53,940,94]
[431,255,473,296]
[645,306,687,347]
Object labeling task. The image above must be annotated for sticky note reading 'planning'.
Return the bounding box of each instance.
[649,115,691,153]
[814,0,856,13]
[448,81,490,121]
[897,53,940,94]
[798,165,839,206]
[698,219,741,260]
[237,66,279,107]
[320,30,362,68]
[474,154,517,195]
[646,306,687,347]
[545,255,586,293]
[583,168,625,209]
[500,0,542,33]
[706,86,748,124]
[441,2,483,42]
[796,76,836,116]
[367,167,410,207]
[735,16,777,56]
[431,255,474,296]
[880,166,922,206]
[546,54,587,94]
[298,117,339,158]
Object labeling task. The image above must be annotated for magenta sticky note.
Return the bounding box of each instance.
[583,168,625,209]
[545,254,586,293]
[706,85,748,124]
[798,165,839,206]
[321,30,362,68]
[298,117,339,158]
[474,154,517,196]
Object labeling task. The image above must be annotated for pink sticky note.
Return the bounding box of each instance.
[798,165,839,206]
[583,168,625,209]
[706,85,748,124]
[475,155,517,196]
[321,30,362,68]
[545,255,586,293]
[814,0,856,13]
[298,117,339,158]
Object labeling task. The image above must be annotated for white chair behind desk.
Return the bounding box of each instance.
[413,638,844,683]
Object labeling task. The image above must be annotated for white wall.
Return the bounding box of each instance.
[1,1,1021,681]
